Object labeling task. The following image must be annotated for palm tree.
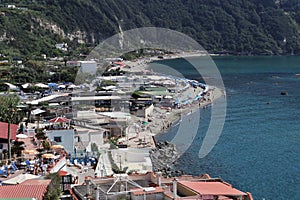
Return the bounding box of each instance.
[0,94,23,160]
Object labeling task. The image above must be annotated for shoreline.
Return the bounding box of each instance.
[123,51,225,148]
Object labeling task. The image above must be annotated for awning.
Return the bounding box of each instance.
[31,108,46,115]
[35,83,49,88]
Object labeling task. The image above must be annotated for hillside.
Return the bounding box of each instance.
[1,0,300,58]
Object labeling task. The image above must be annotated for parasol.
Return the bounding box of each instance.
[16,134,28,139]
[49,117,70,123]
[42,153,55,159]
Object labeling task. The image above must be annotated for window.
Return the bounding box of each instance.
[54,136,62,143]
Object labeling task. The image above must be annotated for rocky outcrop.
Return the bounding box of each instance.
[32,17,88,43]
[149,141,184,177]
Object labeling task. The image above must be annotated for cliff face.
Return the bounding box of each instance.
[1,0,300,57]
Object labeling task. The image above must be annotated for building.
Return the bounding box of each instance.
[130,98,154,119]
[78,60,98,74]
[176,180,249,200]
[46,129,75,154]
[98,112,130,137]
[0,179,51,200]
[71,172,253,200]
[71,95,124,113]
[0,122,18,157]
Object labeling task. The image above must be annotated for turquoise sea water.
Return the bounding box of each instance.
[153,56,300,200]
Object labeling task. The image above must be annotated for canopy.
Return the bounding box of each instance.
[16,133,28,139]
[2,173,40,185]
[164,95,173,99]
[49,117,70,123]
[21,83,31,89]
[58,85,66,89]
[4,82,18,91]
[68,84,79,89]
[23,149,37,154]
[35,83,49,88]
[51,144,64,149]
[42,153,55,159]
[31,108,46,115]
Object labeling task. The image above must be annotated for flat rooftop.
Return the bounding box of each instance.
[71,96,122,101]
[179,181,246,196]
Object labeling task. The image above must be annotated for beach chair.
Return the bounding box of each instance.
[11,162,18,171]
[0,169,8,177]
[25,160,33,172]
[4,165,15,174]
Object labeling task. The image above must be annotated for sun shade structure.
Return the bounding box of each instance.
[16,133,28,139]
[42,153,55,159]
[34,83,49,88]
[30,108,46,116]
[51,144,64,149]
[4,82,18,90]
[48,117,70,123]
[22,149,37,154]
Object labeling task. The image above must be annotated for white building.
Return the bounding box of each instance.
[46,129,75,154]
[78,60,98,74]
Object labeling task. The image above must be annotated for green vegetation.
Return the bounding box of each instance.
[0,61,79,84]
[0,94,23,160]
[44,172,62,200]
[91,143,99,152]
[0,0,299,57]
[11,141,25,157]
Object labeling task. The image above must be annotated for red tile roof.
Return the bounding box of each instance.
[0,122,18,140]
[178,181,246,196]
[0,184,49,200]
[21,179,51,185]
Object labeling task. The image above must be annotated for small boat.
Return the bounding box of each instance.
[281,91,288,95]
[296,74,300,77]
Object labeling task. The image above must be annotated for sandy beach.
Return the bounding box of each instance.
[122,52,225,148]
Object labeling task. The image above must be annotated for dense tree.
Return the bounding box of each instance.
[0,0,300,56]
[0,94,23,160]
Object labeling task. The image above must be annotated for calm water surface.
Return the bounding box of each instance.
[154,56,300,200]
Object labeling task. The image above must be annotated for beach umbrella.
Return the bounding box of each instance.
[16,133,28,139]
[48,83,58,89]
[21,83,31,89]
[58,84,66,89]
[164,95,173,99]
[42,153,55,159]
[4,82,18,91]
[48,103,60,107]
[51,144,64,149]
[68,84,79,89]
[35,83,49,88]
[49,117,70,123]
[23,149,37,154]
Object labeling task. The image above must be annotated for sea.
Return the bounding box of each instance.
[152,56,300,200]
